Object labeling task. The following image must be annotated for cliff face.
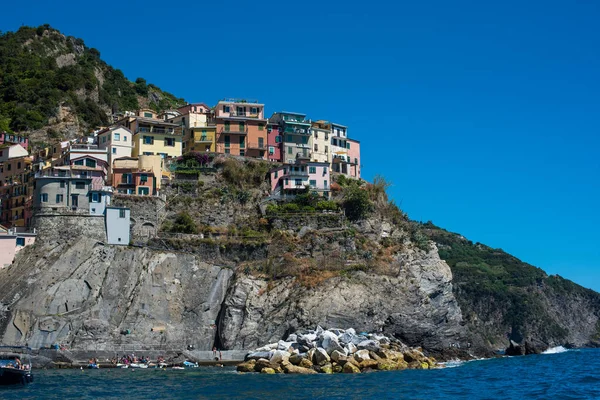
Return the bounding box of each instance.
[0,216,467,358]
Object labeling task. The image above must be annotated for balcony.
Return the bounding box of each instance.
[283,127,311,135]
[137,126,176,134]
[288,168,309,178]
[247,142,266,150]
[195,136,214,143]
[220,127,248,135]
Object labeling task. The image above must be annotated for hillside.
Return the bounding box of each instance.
[0,24,184,144]
[422,223,600,353]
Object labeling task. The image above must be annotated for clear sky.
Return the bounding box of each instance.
[2,0,599,290]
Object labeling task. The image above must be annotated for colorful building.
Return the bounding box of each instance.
[97,126,134,177]
[0,224,36,268]
[267,122,283,162]
[346,138,361,179]
[0,132,29,149]
[269,112,312,163]
[112,155,163,196]
[214,99,267,158]
[34,165,108,212]
[168,103,216,153]
[0,145,32,228]
[116,114,181,159]
[310,120,332,164]
[269,159,330,198]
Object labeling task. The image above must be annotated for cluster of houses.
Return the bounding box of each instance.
[0,98,362,263]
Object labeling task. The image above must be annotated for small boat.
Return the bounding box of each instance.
[129,363,148,369]
[88,363,99,369]
[183,360,198,368]
[171,366,185,370]
[0,346,33,385]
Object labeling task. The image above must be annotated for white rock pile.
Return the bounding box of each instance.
[237,326,437,374]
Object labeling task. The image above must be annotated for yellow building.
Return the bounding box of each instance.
[187,127,216,152]
[116,115,182,158]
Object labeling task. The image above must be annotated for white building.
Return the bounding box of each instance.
[105,206,130,245]
[97,126,133,180]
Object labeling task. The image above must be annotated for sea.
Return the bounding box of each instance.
[2,347,599,399]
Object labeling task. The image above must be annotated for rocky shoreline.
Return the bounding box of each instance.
[237,327,437,374]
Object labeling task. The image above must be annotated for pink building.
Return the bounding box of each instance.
[347,138,361,179]
[267,123,282,162]
[269,160,330,198]
[0,132,29,150]
[0,224,36,268]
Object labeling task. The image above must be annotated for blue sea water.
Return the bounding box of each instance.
[2,348,599,399]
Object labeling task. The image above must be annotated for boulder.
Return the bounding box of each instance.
[329,328,345,336]
[359,359,379,370]
[377,361,397,371]
[286,333,298,342]
[345,343,358,354]
[236,360,256,372]
[313,348,330,366]
[261,367,276,374]
[343,362,361,373]
[289,354,305,365]
[330,350,347,363]
[283,364,318,374]
[321,331,345,355]
[505,340,525,356]
[403,349,425,363]
[246,351,273,361]
[299,358,313,369]
[317,363,333,374]
[354,349,370,362]
[270,350,290,364]
[333,363,343,373]
[315,326,324,335]
[298,334,317,348]
[277,340,294,351]
[368,351,382,361]
[407,361,422,369]
[254,358,278,372]
[357,340,380,352]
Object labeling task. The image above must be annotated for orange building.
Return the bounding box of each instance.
[214,99,267,158]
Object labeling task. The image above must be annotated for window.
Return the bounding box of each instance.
[258,124,264,131]
[224,121,230,132]
[60,181,65,188]
[74,159,84,166]
[224,149,230,154]
[143,136,154,145]
[16,237,25,246]
[275,136,281,143]
[119,209,126,218]
[122,174,132,184]
[237,106,244,115]
[295,179,302,186]
[224,105,230,113]
[144,112,153,118]
[239,150,245,156]
[310,180,317,187]
[268,146,275,155]
[287,146,292,154]
[102,136,107,143]
[112,148,117,154]
[324,180,328,188]
[325,146,329,154]
[41,193,48,203]
[114,133,121,141]
[314,144,318,151]
[285,178,289,185]
[86,159,97,168]
[347,143,351,149]
[332,138,337,146]
[239,136,245,149]
[355,158,358,165]
[140,174,148,183]
[123,135,127,142]
[91,192,100,202]
[143,152,154,156]
[224,136,230,148]
[7,164,11,171]
[56,194,63,203]
[274,170,278,178]
[251,107,258,114]
[75,181,86,190]
[138,187,149,195]
[17,162,21,169]
[165,138,175,147]
[323,167,327,174]
[238,122,245,131]
[309,166,316,174]
[286,135,292,142]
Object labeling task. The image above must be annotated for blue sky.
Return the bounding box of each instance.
[2,0,599,290]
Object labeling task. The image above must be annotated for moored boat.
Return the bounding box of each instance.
[0,346,33,385]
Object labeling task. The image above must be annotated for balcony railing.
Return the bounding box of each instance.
[35,171,94,179]
[247,142,266,150]
[283,127,311,134]
[287,168,309,177]
[220,127,248,135]
[195,136,214,143]
[137,127,176,134]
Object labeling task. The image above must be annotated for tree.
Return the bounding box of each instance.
[343,186,372,221]
[134,77,148,96]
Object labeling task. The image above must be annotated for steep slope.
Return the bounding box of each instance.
[423,223,600,353]
[0,25,185,143]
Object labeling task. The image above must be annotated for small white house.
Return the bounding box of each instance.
[105,206,130,245]
[89,186,113,216]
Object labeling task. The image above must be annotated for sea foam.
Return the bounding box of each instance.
[542,346,568,354]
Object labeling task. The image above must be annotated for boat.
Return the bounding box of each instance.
[0,346,33,385]
[129,363,148,369]
[183,360,198,368]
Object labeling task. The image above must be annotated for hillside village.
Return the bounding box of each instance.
[0,100,361,267]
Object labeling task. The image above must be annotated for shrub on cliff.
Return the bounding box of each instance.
[342,186,372,221]
[170,211,198,234]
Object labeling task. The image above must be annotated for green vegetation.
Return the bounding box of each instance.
[216,157,271,189]
[168,211,198,234]
[0,25,184,133]
[266,191,340,215]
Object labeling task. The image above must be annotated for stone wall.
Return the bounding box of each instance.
[111,194,166,239]
[32,214,106,242]
[269,213,346,232]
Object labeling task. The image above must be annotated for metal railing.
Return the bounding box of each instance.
[219,127,248,135]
